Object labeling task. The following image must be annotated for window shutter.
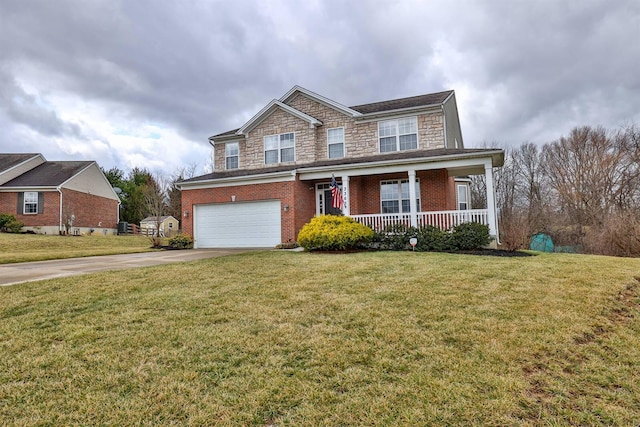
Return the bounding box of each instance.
[17,192,24,215]
[38,192,44,214]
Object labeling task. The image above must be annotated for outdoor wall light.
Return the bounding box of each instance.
[183,210,189,218]
[283,204,289,212]
[231,195,236,202]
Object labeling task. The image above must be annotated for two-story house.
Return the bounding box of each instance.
[177,86,503,248]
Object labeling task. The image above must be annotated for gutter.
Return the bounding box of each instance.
[57,186,63,234]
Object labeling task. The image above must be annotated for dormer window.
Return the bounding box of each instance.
[379,117,418,152]
[225,142,239,169]
[265,132,295,164]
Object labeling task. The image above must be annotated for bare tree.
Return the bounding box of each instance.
[143,172,172,247]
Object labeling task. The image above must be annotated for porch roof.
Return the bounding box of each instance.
[178,148,503,188]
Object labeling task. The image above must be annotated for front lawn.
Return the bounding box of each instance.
[1,251,639,425]
[0,233,155,264]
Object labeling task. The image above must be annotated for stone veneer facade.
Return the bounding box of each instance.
[214,93,447,171]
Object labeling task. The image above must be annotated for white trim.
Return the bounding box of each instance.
[177,170,296,190]
[279,85,363,117]
[354,105,441,123]
[0,154,45,178]
[238,100,322,136]
[298,151,504,180]
[378,116,419,153]
[225,141,239,170]
[0,186,55,192]
[23,191,38,214]
[264,131,296,165]
[327,127,345,159]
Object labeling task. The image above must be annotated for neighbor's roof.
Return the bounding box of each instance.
[210,88,454,139]
[140,215,176,222]
[0,153,41,173]
[0,161,94,187]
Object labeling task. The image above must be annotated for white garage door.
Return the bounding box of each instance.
[194,201,281,248]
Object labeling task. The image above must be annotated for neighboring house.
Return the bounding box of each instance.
[0,153,120,235]
[140,215,179,237]
[177,86,504,248]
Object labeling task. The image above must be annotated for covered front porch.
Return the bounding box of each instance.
[351,209,490,232]
[297,149,504,239]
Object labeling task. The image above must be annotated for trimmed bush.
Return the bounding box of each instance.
[415,225,450,252]
[0,213,24,233]
[448,222,492,250]
[168,234,194,249]
[369,221,491,252]
[372,224,416,251]
[298,215,374,251]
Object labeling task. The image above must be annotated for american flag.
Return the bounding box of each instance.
[330,175,343,210]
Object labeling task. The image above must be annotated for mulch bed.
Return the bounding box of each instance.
[308,248,535,257]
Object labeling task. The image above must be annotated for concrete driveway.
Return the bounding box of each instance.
[0,249,251,286]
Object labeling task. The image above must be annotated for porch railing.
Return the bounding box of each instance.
[351,209,489,232]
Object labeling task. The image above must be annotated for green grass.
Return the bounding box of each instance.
[1,251,639,425]
[0,233,155,264]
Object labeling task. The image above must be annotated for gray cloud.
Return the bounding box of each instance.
[0,0,638,171]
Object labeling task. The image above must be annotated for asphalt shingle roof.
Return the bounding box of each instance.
[179,148,500,184]
[210,89,454,139]
[349,90,453,114]
[0,153,40,174]
[1,161,93,187]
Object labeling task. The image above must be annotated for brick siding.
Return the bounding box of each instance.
[181,170,454,243]
[0,189,118,231]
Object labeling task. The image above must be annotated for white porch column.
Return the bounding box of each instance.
[341,174,350,216]
[484,162,498,239]
[408,169,417,227]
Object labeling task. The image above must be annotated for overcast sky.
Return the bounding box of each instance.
[1,0,638,176]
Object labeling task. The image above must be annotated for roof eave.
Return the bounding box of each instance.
[279,85,363,118]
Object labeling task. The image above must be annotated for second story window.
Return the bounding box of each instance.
[378,117,418,153]
[225,142,239,169]
[327,127,345,158]
[265,132,295,164]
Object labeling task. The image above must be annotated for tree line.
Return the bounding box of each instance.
[472,124,640,256]
[101,165,197,227]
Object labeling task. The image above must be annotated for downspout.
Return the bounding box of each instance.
[57,186,63,234]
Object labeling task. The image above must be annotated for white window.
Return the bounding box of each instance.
[327,127,344,158]
[380,180,420,213]
[378,117,418,153]
[225,142,239,169]
[457,184,469,210]
[24,191,38,214]
[265,132,295,164]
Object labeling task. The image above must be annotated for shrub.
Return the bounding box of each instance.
[369,222,491,252]
[448,222,492,250]
[0,213,24,233]
[415,225,449,252]
[372,224,417,251]
[298,215,374,251]
[168,234,194,249]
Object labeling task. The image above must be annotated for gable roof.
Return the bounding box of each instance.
[349,90,454,114]
[0,153,42,173]
[140,215,177,223]
[1,161,94,187]
[210,86,456,141]
[237,100,322,136]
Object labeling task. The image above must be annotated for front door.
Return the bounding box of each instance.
[316,183,342,215]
